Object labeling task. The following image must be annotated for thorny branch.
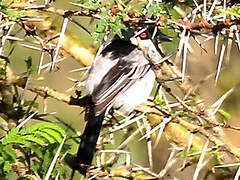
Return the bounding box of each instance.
[1,0,240,179]
[1,59,239,176]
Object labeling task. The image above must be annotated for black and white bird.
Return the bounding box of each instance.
[73,26,170,174]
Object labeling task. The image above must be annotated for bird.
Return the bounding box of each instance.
[72,25,170,175]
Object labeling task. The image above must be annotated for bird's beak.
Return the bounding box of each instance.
[155,33,173,42]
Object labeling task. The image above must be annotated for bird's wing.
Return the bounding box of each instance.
[91,54,152,116]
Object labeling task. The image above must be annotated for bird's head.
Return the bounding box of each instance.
[131,25,172,64]
[112,25,172,64]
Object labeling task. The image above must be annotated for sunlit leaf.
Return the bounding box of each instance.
[218,109,231,120]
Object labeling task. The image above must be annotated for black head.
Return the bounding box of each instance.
[112,27,135,41]
[112,25,172,43]
[134,25,172,42]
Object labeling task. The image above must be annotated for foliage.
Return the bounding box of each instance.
[0,0,25,20]
[24,56,39,75]
[217,5,240,18]
[0,0,240,179]
[218,109,231,120]
[0,122,68,179]
[0,144,16,179]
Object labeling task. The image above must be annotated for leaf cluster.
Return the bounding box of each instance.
[0,0,25,20]
[75,0,194,45]
[0,122,68,179]
[218,5,240,18]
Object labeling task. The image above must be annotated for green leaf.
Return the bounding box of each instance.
[218,109,231,120]
[218,9,240,18]
[3,161,11,173]
[41,129,63,143]
[0,156,4,165]
[94,19,107,33]
[2,145,16,162]
[3,136,30,146]
[2,127,20,144]
[25,56,32,71]
[35,131,56,144]
[31,161,41,174]
[203,122,211,128]
[5,9,24,20]
[147,3,166,18]
[23,100,39,109]
[0,1,8,10]
[169,8,182,19]
[22,135,46,146]
[109,16,127,38]
[19,122,65,145]
[24,57,39,75]
[154,95,164,105]
[2,122,64,146]
[84,1,101,10]
[0,122,67,179]
[0,68,6,76]
[20,122,65,143]
[30,65,39,74]
[38,123,65,136]
[35,76,45,81]
[42,149,52,174]
[52,164,65,179]
[29,144,43,158]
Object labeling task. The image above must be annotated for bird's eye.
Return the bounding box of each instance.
[139,32,148,39]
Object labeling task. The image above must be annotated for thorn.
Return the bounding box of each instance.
[207,0,218,20]
[69,66,90,73]
[192,140,209,180]
[181,31,190,82]
[17,111,38,128]
[51,17,69,70]
[38,52,45,74]
[215,35,227,84]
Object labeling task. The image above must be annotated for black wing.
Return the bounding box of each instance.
[91,42,151,116]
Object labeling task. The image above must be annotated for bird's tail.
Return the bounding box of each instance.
[74,106,105,174]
